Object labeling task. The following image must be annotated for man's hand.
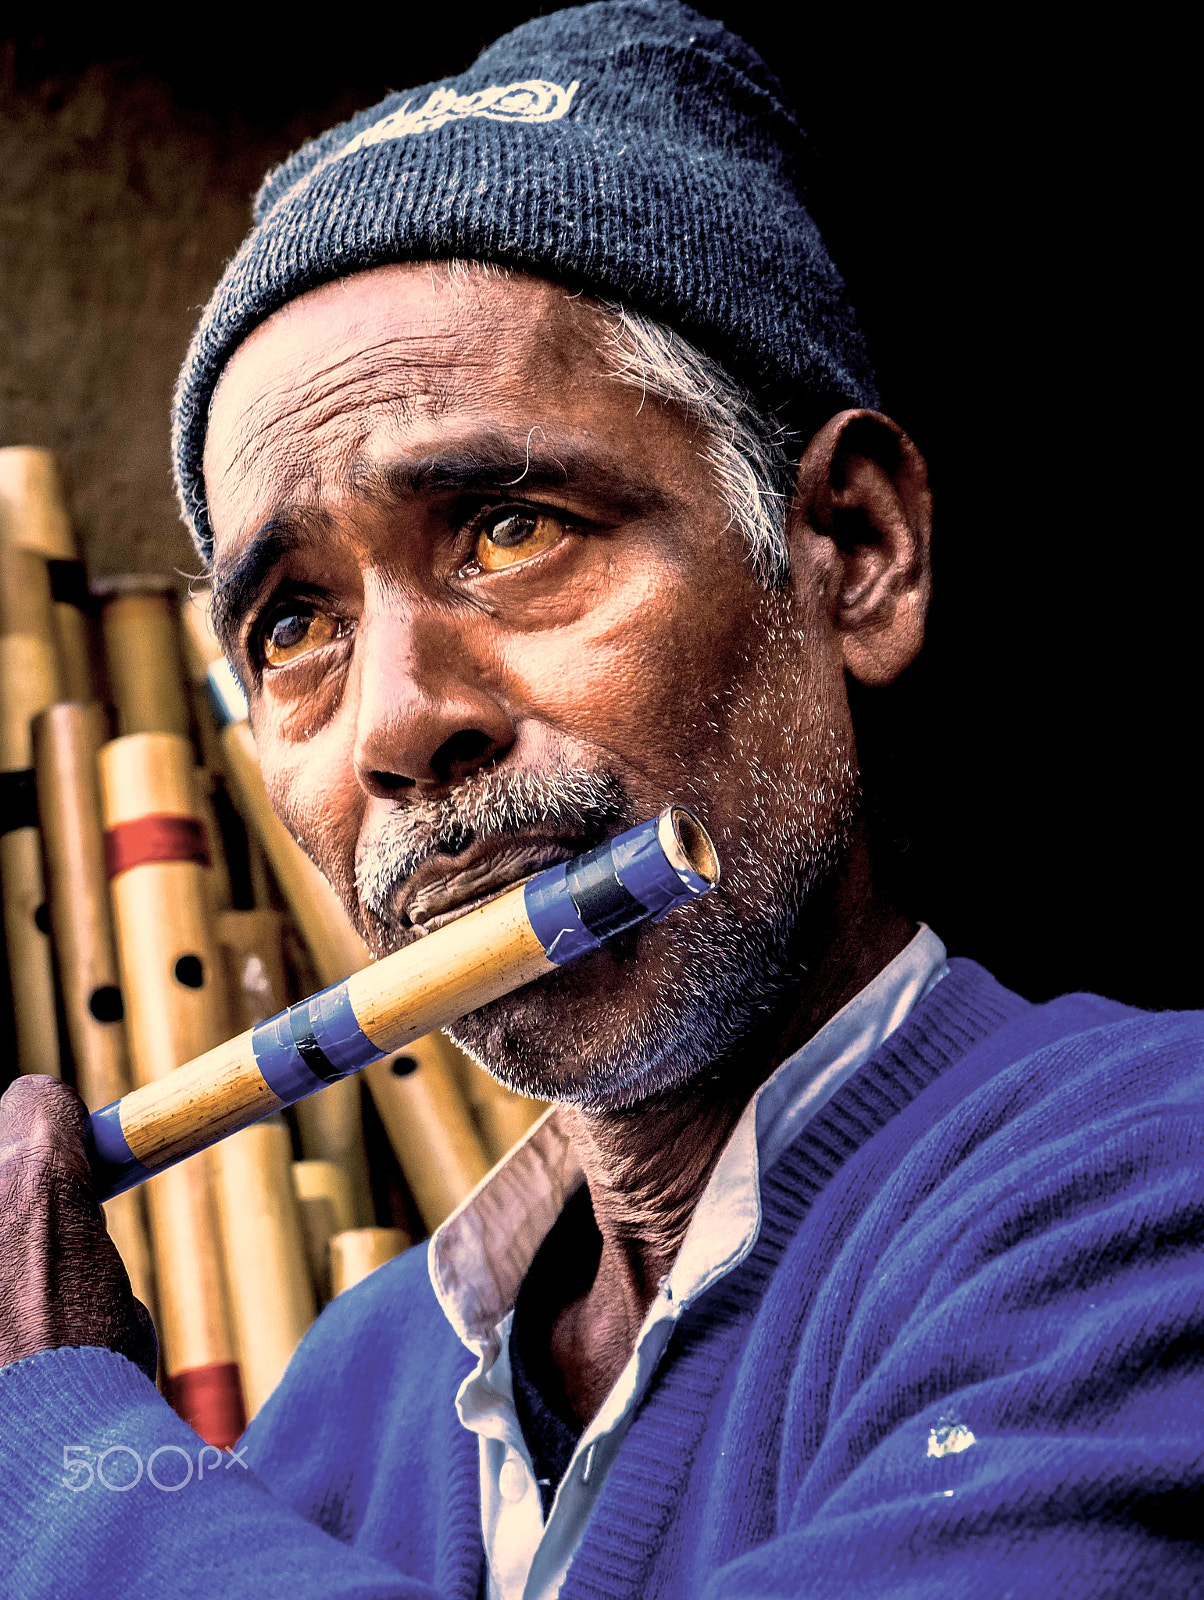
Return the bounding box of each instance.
[0,1074,157,1379]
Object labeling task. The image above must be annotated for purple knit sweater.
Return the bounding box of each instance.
[1,959,1201,1598]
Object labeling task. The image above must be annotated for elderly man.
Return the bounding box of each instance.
[1,3,1201,1597]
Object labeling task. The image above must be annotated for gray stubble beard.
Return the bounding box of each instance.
[445,604,860,1111]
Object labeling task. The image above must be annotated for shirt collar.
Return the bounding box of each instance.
[430,926,948,1351]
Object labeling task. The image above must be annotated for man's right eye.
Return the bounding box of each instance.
[262,605,340,667]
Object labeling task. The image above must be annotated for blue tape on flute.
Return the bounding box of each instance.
[87,806,719,1199]
[524,808,716,962]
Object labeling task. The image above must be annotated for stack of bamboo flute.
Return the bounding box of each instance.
[0,446,544,1447]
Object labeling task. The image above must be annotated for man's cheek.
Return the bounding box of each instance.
[258,728,364,890]
[498,604,727,767]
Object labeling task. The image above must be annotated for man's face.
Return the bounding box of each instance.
[205,264,857,1106]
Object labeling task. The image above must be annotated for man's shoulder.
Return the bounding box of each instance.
[812,959,1204,1229]
[921,957,1202,1110]
[956,963,1200,1094]
[842,965,1204,1296]
[706,976,1204,1600]
[767,964,1204,1327]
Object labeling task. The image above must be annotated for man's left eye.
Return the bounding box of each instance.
[472,510,564,572]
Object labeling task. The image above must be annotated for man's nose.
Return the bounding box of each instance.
[351,607,515,795]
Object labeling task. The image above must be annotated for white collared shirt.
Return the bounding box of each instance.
[428,927,949,1600]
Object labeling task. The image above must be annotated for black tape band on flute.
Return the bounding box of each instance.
[288,1007,345,1085]
[565,841,646,940]
[46,559,92,613]
[0,769,39,837]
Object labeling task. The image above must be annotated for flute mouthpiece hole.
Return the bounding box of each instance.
[668,808,720,887]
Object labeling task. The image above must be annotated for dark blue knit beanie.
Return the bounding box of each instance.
[173,0,878,561]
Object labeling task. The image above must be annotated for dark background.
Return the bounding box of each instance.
[2,6,1195,1011]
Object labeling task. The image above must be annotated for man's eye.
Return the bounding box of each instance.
[262,606,339,667]
[473,510,564,572]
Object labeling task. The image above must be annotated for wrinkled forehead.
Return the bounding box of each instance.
[203,262,615,550]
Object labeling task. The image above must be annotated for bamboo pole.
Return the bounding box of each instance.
[0,447,92,700]
[101,731,244,1446]
[293,1159,357,1304]
[0,630,62,1077]
[330,1227,410,1297]
[211,1117,315,1415]
[32,701,155,1311]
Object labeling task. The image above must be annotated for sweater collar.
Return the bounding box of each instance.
[429,927,949,1349]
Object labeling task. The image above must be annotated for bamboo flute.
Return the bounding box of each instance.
[0,448,93,702]
[210,1116,316,1415]
[32,702,156,1315]
[330,1228,410,1297]
[101,730,246,1446]
[362,1044,492,1232]
[454,1047,549,1165]
[0,558,63,1077]
[211,906,319,1410]
[293,1160,358,1304]
[88,806,720,1201]
[96,579,192,740]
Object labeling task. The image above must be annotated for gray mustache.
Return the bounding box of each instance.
[355,766,628,923]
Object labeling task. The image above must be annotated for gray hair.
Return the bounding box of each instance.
[441,259,795,586]
[597,303,795,587]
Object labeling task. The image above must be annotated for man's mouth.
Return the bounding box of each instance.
[390,837,586,938]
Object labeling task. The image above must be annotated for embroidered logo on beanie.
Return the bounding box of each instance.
[265,77,583,221]
[342,79,581,153]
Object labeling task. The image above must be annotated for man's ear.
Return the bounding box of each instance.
[788,410,932,687]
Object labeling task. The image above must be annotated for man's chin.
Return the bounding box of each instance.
[443,955,628,1104]
[441,923,782,1113]
[355,900,674,1102]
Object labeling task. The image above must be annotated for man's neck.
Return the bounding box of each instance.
[550,839,915,1424]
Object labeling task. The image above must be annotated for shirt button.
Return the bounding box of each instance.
[499,1456,528,1503]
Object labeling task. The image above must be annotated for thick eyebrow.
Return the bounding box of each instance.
[210,512,330,653]
[209,429,671,650]
[372,434,669,516]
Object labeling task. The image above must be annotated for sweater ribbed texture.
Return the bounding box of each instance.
[1,959,1201,1599]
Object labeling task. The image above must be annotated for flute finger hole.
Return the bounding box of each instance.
[173,955,205,989]
[390,1055,419,1078]
[88,985,125,1024]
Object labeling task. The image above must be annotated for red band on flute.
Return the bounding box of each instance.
[167,1362,246,1450]
[104,813,211,880]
